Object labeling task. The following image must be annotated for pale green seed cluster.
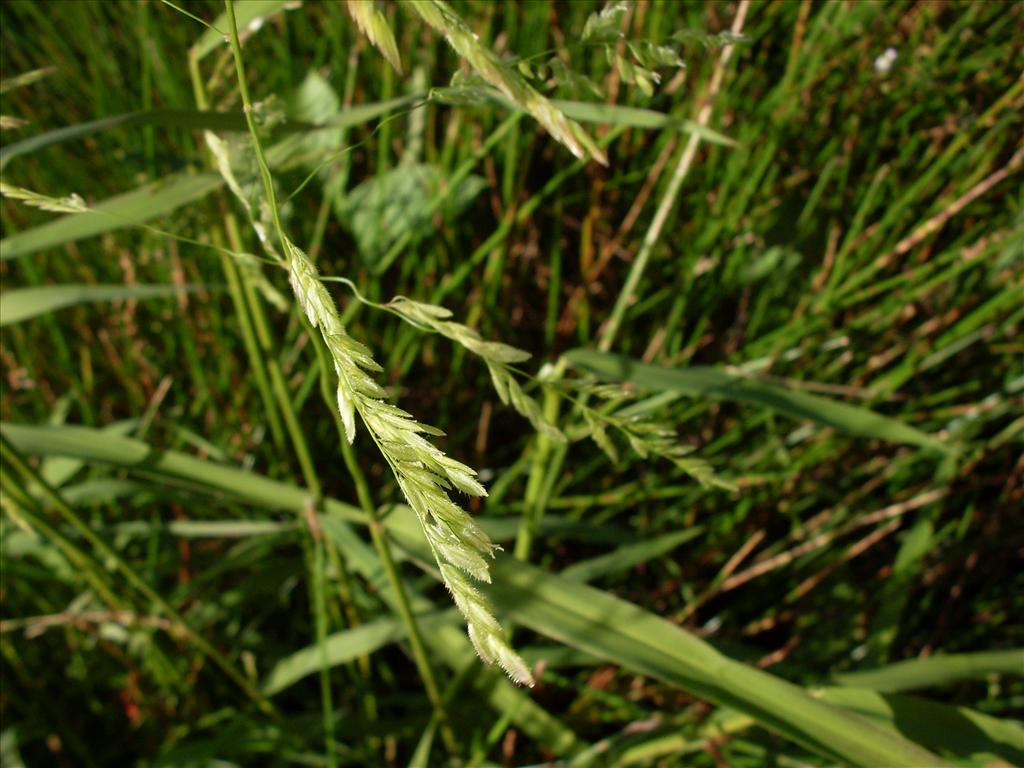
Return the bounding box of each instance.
[0,182,87,213]
[345,0,403,74]
[287,244,534,686]
[389,297,565,443]
[408,0,607,166]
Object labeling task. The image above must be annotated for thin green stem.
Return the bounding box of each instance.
[513,383,561,561]
[217,234,287,451]
[597,0,750,353]
[223,5,336,760]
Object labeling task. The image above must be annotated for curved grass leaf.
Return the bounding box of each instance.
[834,649,1024,692]
[452,90,737,145]
[0,423,367,524]
[566,349,949,453]
[0,173,223,261]
[552,100,736,146]
[191,0,293,61]
[1,98,419,170]
[819,687,1024,765]
[2,422,985,765]
[383,506,947,768]
[0,421,586,757]
[264,618,406,696]
[263,611,468,696]
[0,283,205,326]
[561,527,703,582]
[0,111,247,169]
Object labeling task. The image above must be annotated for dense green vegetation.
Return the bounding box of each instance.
[1,0,1022,765]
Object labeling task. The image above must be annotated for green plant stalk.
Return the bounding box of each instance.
[224,0,462,750]
[216,234,287,451]
[0,433,278,717]
[513,383,562,561]
[308,330,381,734]
[193,40,346,745]
[597,0,750,353]
[309,327,457,755]
[307,518,336,768]
[186,31,287,451]
[224,200,373,708]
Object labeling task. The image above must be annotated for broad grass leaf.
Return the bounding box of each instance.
[191,0,294,60]
[818,687,1024,766]
[381,505,947,768]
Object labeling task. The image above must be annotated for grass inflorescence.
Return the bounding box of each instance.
[1,1,1022,766]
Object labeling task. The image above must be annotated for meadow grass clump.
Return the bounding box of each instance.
[1,0,1022,766]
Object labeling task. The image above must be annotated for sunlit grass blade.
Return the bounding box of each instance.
[1,98,419,169]
[566,350,950,453]
[383,505,947,768]
[552,100,737,146]
[0,173,222,260]
[263,611,472,696]
[818,687,1024,765]
[560,528,703,582]
[834,649,1024,692]
[0,423,367,524]
[0,283,205,326]
[190,0,294,60]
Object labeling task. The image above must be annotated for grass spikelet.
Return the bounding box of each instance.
[346,0,403,74]
[408,0,607,165]
[287,244,534,686]
[0,182,87,213]
[388,296,566,442]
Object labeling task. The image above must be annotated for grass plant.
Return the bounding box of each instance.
[1,1,1021,766]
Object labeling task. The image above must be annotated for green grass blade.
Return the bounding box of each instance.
[0,283,205,326]
[0,110,244,169]
[112,519,294,538]
[0,421,584,756]
[551,100,737,145]
[0,423,367,524]
[819,687,1024,765]
[834,650,1024,692]
[191,0,293,60]
[1,98,419,169]
[560,528,703,582]
[566,350,949,453]
[0,173,223,260]
[263,618,406,696]
[383,506,947,768]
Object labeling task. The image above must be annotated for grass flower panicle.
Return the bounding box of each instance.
[286,241,534,685]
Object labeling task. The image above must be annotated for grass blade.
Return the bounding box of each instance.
[0,173,222,260]
[552,100,736,145]
[0,423,367,524]
[819,687,1024,765]
[560,528,703,582]
[566,350,950,453]
[834,650,1024,692]
[264,618,406,696]
[383,506,947,768]
[0,283,205,326]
